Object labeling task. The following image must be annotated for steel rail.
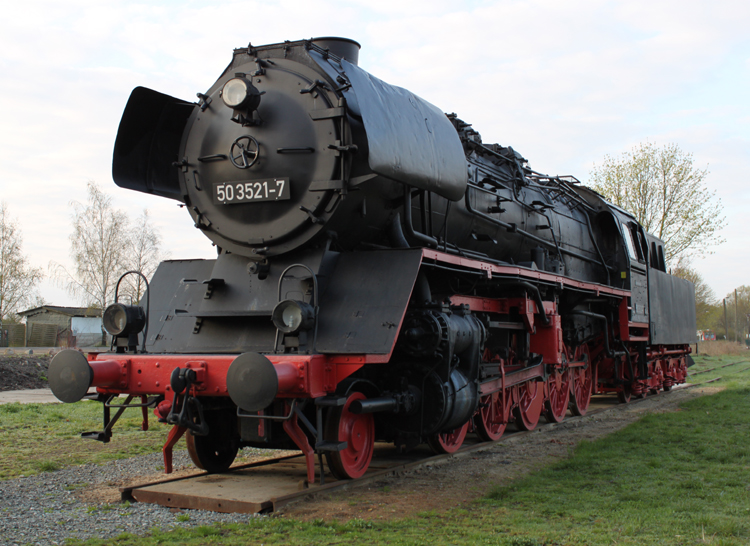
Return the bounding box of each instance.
[688,360,749,376]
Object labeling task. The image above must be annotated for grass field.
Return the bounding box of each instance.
[0,399,170,479]
[3,353,749,545]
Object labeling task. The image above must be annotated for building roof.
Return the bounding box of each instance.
[18,305,102,318]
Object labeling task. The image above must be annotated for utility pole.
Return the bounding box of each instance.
[735,289,738,343]
[723,298,728,340]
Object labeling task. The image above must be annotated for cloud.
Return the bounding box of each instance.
[1,0,748,305]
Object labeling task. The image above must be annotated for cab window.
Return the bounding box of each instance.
[622,222,637,260]
[621,222,644,263]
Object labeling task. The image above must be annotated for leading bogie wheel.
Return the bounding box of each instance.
[427,421,470,454]
[569,344,593,417]
[324,391,375,480]
[186,408,239,473]
[617,383,633,404]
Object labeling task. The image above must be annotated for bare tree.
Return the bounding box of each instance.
[51,182,129,314]
[120,209,168,304]
[590,142,725,264]
[0,202,43,321]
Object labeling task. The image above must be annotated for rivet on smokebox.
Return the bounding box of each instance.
[155,362,160,368]
[156,381,161,387]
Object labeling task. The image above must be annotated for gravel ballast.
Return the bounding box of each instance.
[0,451,263,546]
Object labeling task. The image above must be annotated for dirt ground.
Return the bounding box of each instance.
[0,353,51,391]
[280,385,719,522]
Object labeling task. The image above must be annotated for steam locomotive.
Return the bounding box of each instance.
[49,37,695,482]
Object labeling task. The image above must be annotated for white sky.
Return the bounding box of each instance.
[1,0,748,307]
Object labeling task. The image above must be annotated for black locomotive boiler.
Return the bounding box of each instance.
[49,37,696,482]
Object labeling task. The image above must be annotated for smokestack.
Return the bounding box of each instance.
[311,37,361,65]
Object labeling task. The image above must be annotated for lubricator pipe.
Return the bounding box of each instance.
[493,280,550,326]
[48,349,124,403]
[568,310,625,358]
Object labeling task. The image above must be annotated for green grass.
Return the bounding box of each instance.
[65,353,750,545]
[0,399,170,479]
[479,367,750,544]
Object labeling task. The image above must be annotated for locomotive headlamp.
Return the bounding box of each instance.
[103,303,146,337]
[272,300,315,334]
[221,77,262,111]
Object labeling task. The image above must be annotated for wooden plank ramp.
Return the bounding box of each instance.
[121,444,430,514]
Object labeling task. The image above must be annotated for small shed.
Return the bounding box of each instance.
[18,306,106,347]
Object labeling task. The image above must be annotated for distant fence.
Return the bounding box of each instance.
[0,324,27,347]
[0,323,107,348]
[28,323,59,347]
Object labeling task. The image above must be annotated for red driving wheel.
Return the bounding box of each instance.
[513,380,543,431]
[569,344,593,416]
[474,391,510,441]
[544,360,572,423]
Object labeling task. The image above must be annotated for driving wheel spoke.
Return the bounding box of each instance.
[427,421,470,454]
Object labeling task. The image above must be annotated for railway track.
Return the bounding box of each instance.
[120,373,732,514]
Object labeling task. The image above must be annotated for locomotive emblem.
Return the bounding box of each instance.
[230,135,259,169]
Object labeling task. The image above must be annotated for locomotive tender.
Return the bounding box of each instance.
[49,37,696,482]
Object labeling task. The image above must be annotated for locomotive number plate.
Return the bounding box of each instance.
[213,178,290,205]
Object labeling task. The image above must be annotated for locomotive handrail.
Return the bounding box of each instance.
[464,183,602,267]
[402,187,438,248]
[113,270,150,353]
[532,207,565,270]
[584,211,611,285]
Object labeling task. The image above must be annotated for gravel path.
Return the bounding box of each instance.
[0,451,263,546]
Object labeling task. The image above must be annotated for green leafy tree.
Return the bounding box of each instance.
[0,202,43,322]
[590,142,725,263]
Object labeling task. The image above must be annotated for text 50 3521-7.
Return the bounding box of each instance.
[213,178,290,204]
